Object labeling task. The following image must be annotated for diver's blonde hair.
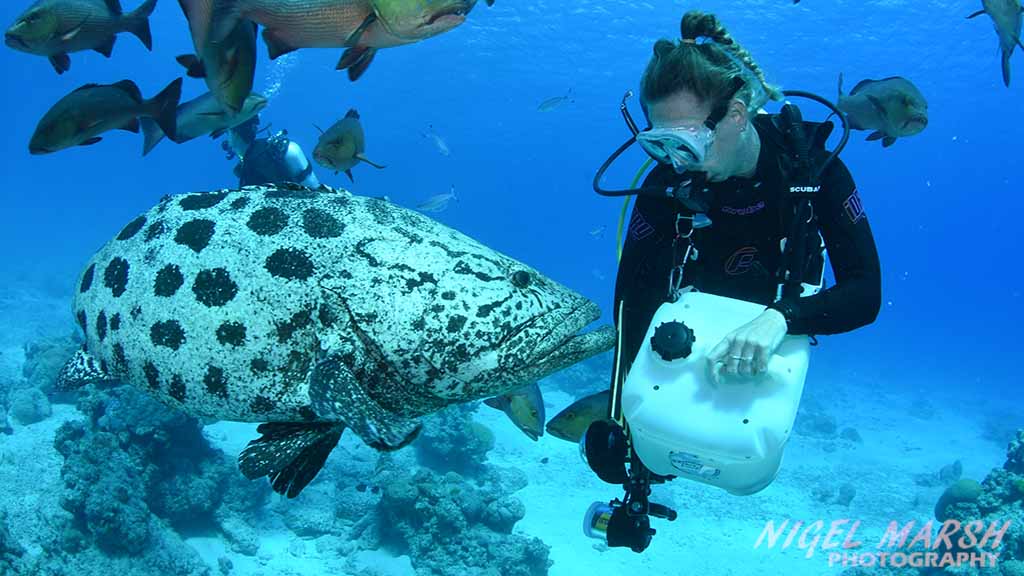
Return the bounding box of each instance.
[640,11,783,115]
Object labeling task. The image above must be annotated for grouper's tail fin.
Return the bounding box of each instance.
[239,422,345,498]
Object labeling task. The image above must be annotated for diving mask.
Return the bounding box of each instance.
[636,123,714,173]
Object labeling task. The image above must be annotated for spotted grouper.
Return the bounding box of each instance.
[59,184,614,497]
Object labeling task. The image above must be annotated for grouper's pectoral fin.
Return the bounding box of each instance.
[309,356,422,451]
[238,422,345,498]
[56,349,115,390]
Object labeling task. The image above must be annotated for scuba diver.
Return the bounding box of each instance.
[586,10,882,553]
[224,115,321,189]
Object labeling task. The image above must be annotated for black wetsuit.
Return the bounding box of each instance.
[613,114,882,373]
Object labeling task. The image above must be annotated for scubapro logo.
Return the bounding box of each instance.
[790,186,821,193]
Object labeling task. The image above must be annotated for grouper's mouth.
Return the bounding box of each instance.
[513,300,616,382]
[423,3,471,27]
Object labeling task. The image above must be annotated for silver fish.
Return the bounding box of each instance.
[837,74,928,148]
[416,185,456,212]
[537,88,573,112]
[59,185,615,497]
[140,91,267,156]
[5,0,156,74]
[968,0,1024,86]
[423,124,450,156]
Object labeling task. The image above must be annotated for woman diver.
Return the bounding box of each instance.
[606,10,882,380]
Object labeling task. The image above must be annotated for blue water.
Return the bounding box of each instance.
[0,0,1021,574]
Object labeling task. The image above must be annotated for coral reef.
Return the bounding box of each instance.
[22,334,80,396]
[356,460,549,576]
[32,382,268,571]
[0,510,26,574]
[413,403,495,476]
[9,386,52,425]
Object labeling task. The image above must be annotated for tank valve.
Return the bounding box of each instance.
[650,321,695,361]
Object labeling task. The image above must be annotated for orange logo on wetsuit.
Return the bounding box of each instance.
[725,247,759,275]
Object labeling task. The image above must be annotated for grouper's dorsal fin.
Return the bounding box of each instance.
[56,349,114,390]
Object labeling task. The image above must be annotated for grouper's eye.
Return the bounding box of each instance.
[511,270,532,288]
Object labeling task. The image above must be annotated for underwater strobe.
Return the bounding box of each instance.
[579,420,678,553]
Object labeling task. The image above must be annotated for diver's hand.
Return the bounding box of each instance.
[708,309,788,377]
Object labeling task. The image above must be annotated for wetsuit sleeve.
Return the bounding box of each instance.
[612,168,679,376]
[775,157,882,335]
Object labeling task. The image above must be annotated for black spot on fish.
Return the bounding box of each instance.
[540,457,549,464]
[265,248,314,280]
[355,483,367,492]
[174,219,215,253]
[318,303,336,328]
[144,361,160,390]
[247,207,289,236]
[180,192,227,211]
[151,320,185,350]
[276,309,312,343]
[216,321,246,346]
[193,268,238,307]
[130,306,142,320]
[103,258,130,298]
[112,343,127,372]
[144,220,166,242]
[302,207,344,238]
[394,226,422,245]
[96,311,107,342]
[79,264,95,293]
[117,215,147,241]
[250,395,274,414]
[428,240,468,259]
[412,318,426,331]
[266,188,317,199]
[354,239,381,268]
[204,366,228,399]
[430,304,445,314]
[169,374,187,403]
[370,486,380,495]
[229,196,249,210]
[250,358,269,373]
[446,315,467,333]
[441,291,455,301]
[109,313,121,331]
[298,405,317,421]
[154,264,184,297]
[453,261,503,283]
[476,296,512,318]
[405,272,437,292]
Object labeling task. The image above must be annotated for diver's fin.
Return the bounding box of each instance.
[176,54,206,78]
[49,54,71,75]
[882,136,896,147]
[144,77,183,142]
[343,12,376,46]
[56,350,113,390]
[123,0,156,50]
[140,118,164,155]
[120,117,140,133]
[354,153,385,169]
[866,131,885,141]
[239,422,345,498]
[80,137,103,146]
[262,28,298,60]
[344,169,354,182]
[336,47,376,81]
[94,34,116,57]
[966,9,986,18]
[309,356,422,451]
